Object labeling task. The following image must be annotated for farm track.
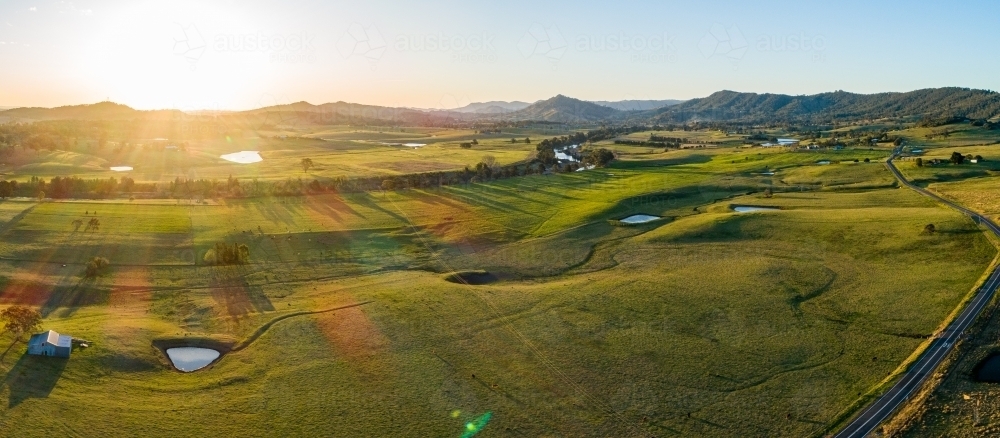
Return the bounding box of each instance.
[231,300,373,352]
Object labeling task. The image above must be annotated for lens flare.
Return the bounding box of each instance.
[460,412,491,438]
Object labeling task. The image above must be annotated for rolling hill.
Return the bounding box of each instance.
[448,101,532,114]
[651,88,1000,124]
[8,88,1000,127]
[0,101,183,121]
[507,95,622,123]
[239,101,466,126]
[591,99,684,111]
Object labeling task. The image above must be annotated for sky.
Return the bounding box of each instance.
[1,0,999,110]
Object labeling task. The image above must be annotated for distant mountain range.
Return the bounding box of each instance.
[0,101,182,121]
[443,99,681,114]
[4,88,999,125]
[652,88,1000,123]
[591,99,684,111]
[448,101,532,114]
[506,95,622,123]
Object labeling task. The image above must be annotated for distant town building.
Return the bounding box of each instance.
[27,330,72,358]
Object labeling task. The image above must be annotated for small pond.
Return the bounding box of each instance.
[403,143,426,147]
[619,214,661,224]
[166,347,221,372]
[733,206,780,213]
[110,166,133,172]
[555,145,580,162]
[816,160,831,165]
[220,151,263,164]
[974,353,1000,382]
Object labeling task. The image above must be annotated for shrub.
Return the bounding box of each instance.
[85,257,110,277]
[204,243,250,265]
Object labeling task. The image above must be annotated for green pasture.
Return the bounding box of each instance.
[1,128,998,436]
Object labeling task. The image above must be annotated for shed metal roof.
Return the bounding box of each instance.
[29,330,72,348]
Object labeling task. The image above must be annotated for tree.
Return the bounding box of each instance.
[584,148,616,167]
[0,306,42,343]
[0,180,13,199]
[85,257,110,277]
[300,158,314,173]
[204,243,250,265]
[536,148,556,166]
[916,157,924,167]
[863,157,871,163]
[471,139,478,145]
[764,188,773,198]
[481,155,497,169]
[121,176,135,193]
[975,155,985,162]
[381,179,395,192]
[951,151,965,165]
[924,223,936,234]
[525,137,531,144]
[459,142,472,149]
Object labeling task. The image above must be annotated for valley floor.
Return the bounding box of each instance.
[1,148,996,437]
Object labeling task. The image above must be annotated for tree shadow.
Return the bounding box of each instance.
[351,192,409,223]
[245,199,302,228]
[302,193,365,222]
[39,279,107,319]
[1,353,67,408]
[208,265,274,321]
[0,204,36,236]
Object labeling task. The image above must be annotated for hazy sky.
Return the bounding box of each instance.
[1,0,998,110]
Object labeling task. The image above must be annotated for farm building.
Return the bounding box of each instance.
[27,330,72,358]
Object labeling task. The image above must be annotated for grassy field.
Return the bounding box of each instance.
[895,144,1000,185]
[1,139,997,437]
[0,129,539,183]
[897,276,1000,437]
[893,124,1000,150]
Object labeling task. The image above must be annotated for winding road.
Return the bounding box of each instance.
[834,150,1000,437]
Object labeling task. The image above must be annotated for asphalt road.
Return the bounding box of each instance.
[834,153,1000,438]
